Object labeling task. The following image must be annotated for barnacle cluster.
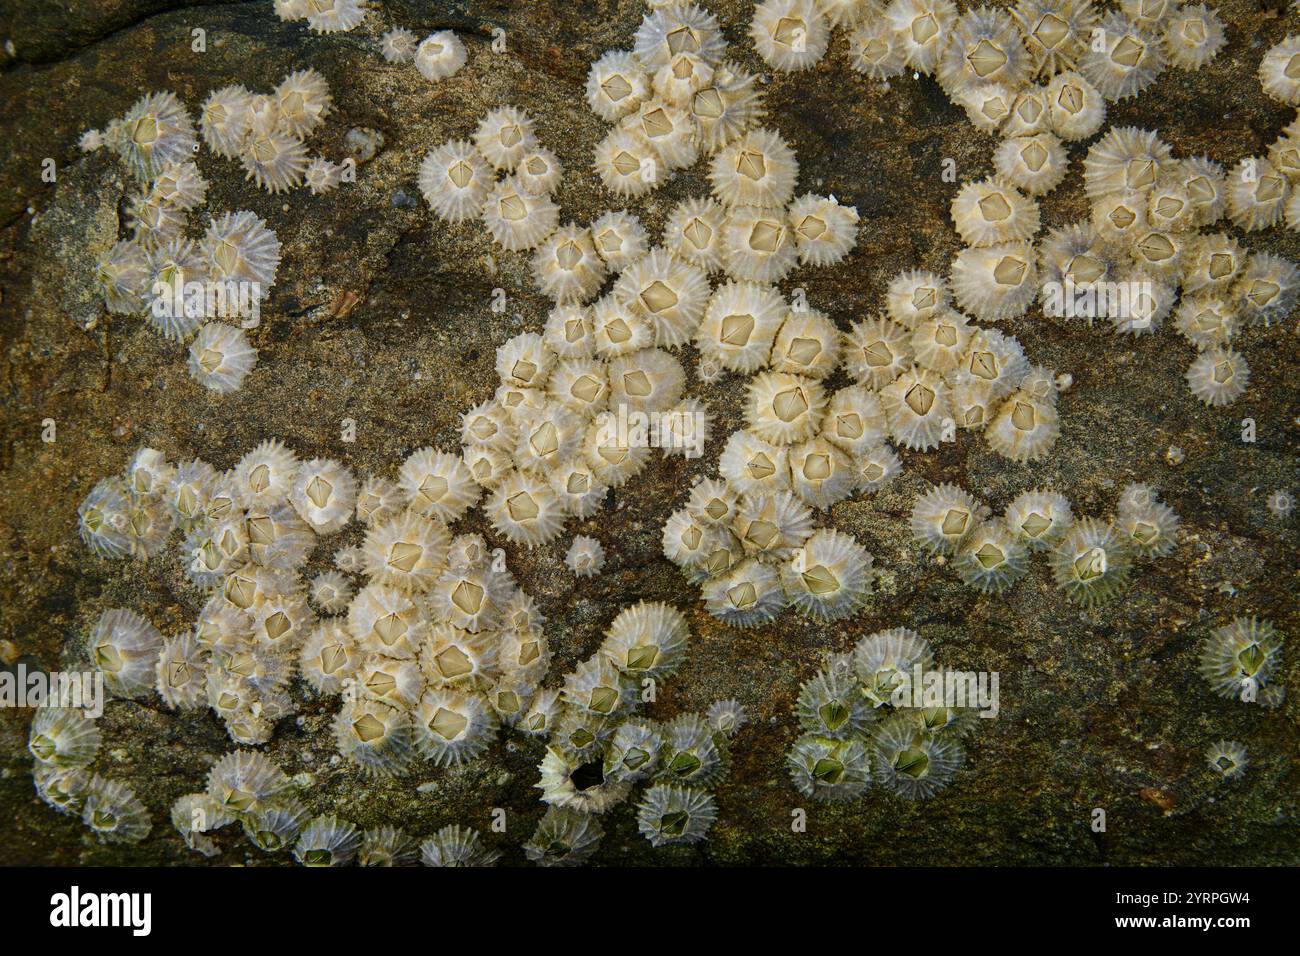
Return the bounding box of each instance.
[377,25,468,84]
[200,69,345,195]
[786,628,976,802]
[273,0,367,35]
[911,481,1179,603]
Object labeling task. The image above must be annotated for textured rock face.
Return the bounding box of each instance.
[0,1,1296,866]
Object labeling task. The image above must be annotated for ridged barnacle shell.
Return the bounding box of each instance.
[517,687,562,737]
[548,456,608,518]
[482,175,560,251]
[347,583,422,658]
[1206,740,1248,780]
[771,307,841,379]
[1080,12,1165,101]
[537,745,634,813]
[515,146,563,196]
[249,589,315,653]
[687,477,740,527]
[1226,158,1290,231]
[607,347,686,412]
[657,713,727,787]
[78,476,133,559]
[473,105,537,172]
[1185,347,1249,406]
[399,447,481,523]
[789,193,859,266]
[635,3,725,69]
[692,61,766,153]
[787,733,872,801]
[82,776,152,844]
[604,717,664,784]
[1259,35,1300,105]
[622,98,699,171]
[547,358,609,419]
[583,411,653,487]
[294,814,362,866]
[523,806,604,866]
[820,385,888,457]
[355,654,423,709]
[412,687,499,765]
[887,268,951,329]
[415,31,467,82]
[936,6,1031,94]
[240,127,309,193]
[594,126,662,199]
[796,665,873,738]
[782,527,874,621]
[706,698,749,738]
[1003,488,1073,551]
[910,308,974,374]
[110,90,197,182]
[636,783,717,846]
[719,429,790,495]
[880,365,954,450]
[885,0,957,73]
[420,824,501,866]
[513,401,586,471]
[702,556,786,626]
[333,697,413,777]
[733,490,815,562]
[1002,85,1053,137]
[856,441,903,493]
[1174,294,1237,350]
[1084,126,1170,202]
[954,81,1016,133]
[90,608,164,699]
[244,800,311,853]
[149,160,208,210]
[95,238,150,315]
[586,50,650,122]
[787,435,855,508]
[953,520,1031,593]
[994,132,1069,195]
[951,241,1038,322]
[1115,482,1179,557]
[34,764,92,817]
[709,127,798,209]
[565,535,606,577]
[911,484,982,555]
[206,749,291,817]
[614,249,711,348]
[745,372,826,446]
[1235,251,1300,327]
[286,458,356,534]
[721,206,799,283]
[695,280,785,373]
[847,16,909,79]
[1198,616,1282,702]
[1162,4,1224,71]
[532,224,607,305]
[1011,0,1096,78]
[1049,517,1133,605]
[871,715,965,799]
[28,707,101,768]
[379,27,417,64]
[420,624,500,690]
[232,438,298,511]
[589,210,649,274]
[351,476,407,527]
[419,140,492,223]
[202,210,281,303]
[273,68,331,138]
[750,0,830,72]
[200,84,252,159]
[431,565,510,633]
[171,792,232,857]
[141,238,205,341]
[985,388,1059,462]
[155,632,209,709]
[600,600,690,678]
[299,619,359,694]
[664,196,727,271]
[590,295,654,360]
[654,51,716,106]
[951,177,1041,247]
[1045,70,1106,140]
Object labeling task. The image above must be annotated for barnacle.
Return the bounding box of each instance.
[993,132,1069,195]
[109,91,197,182]
[600,600,690,678]
[587,50,650,122]
[936,6,1032,94]
[206,749,291,817]
[887,269,951,329]
[482,176,560,251]
[1116,483,1180,557]
[950,241,1038,322]
[1206,740,1248,780]
[951,177,1041,247]
[155,632,208,709]
[985,389,1060,462]
[696,280,787,373]
[636,784,717,846]
[1049,517,1133,605]
[90,608,164,699]
[1011,0,1096,78]
[537,745,633,813]
[871,717,965,799]
[594,126,662,198]
[722,206,799,283]
[848,17,909,80]
[294,814,362,866]
[202,209,282,294]
[796,665,873,738]
[789,193,859,266]
[1235,252,1300,327]
[82,776,152,844]
[665,196,728,271]
[399,446,481,523]
[615,249,711,347]
[415,31,467,82]
[420,825,501,866]
[523,806,604,866]
[879,365,954,450]
[911,484,981,556]
[1185,347,1249,407]
[624,99,699,170]
[750,0,830,72]
[658,713,726,787]
[1198,616,1283,702]
[1260,35,1300,105]
[954,520,1030,593]
[703,556,786,627]
[608,348,686,412]
[1163,5,1224,71]
[379,27,417,63]
[787,436,856,509]
[1003,488,1073,551]
[1080,12,1165,101]
[605,718,664,784]
[28,707,101,768]
[1225,158,1290,232]
[1045,70,1106,140]
[589,210,649,273]
[334,698,414,777]
[886,0,958,74]
[692,62,766,152]
[565,535,606,577]
[419,140,492,223]
[710,128,798,209]
[787,734,872,802]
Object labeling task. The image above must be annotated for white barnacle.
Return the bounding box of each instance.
[415,31,467,83]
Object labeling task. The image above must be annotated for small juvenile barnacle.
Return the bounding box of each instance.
[615,249,712,348]
[82,776,152,844]
[482,176,560,252]
[90,608,164,699]
[379,26,417,63]
[936,6,1032,94]
[954,520,1030,593]
[951,177,1041,247]
[796,665,873,738]
[564,535,606,578]
[1198,616,1283,702]
[608,347,686,413]
[1003,488,1072,551]
[294,814,362,867]
[886,269,951,329]
[691,61,766,153]
[586,49,650,122]
[334,697,414,777]
[1045,69,1106,141]
[1266,489,1295,520]
[28,707,101,769]
[532,224,607,305]
[843,316,913,390]
[594,126,661,199]
[419,140,492,223]
[1259,35,1300,106]
[523,806,604,867]
[787,733,871,802]
[636,783,717,847]
[415,30,466,82]
[993,132,1069,196]
[1115,483,1179,557]
[702,556,786,627]
[721,206,799,283]
[1206,740,1248,780]
[695,280,786,373]
[880,365,954,451]
[1185,347,1249,407]
[950,241,1038,322]
[1235,252,1300,327]
[750,0,830,71]
[1011,0,1096,78]
[1080,12,1165,101]
[109,90,197,183]
[1050,517,1133,605]
[1226,157,1290,232]
[706,699,749,740]
[420,824,501,867]
[871,716,965,799]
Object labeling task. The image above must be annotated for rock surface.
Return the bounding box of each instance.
[0,0,1296,865]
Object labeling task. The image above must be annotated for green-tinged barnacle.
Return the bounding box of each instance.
[188,322,258,394]
[908,703,981,738]
[706,698,748,738]
[109,90,197,182]
[1116,483,1180,557]
[155,631,208,710]
[871,717,965,799]
[524,806,604,867]
[538,745,634,813]
[1050,517,1133,606]
[782,528,874,623]
[34,764,93,817]
[357,825,419,866]
[296,621,356,697]
[171,792,233,857]
[28,707,101,768]
[787,734,872,802]
[703,556,786,627]
[951,241,1038,322]
[421,824,501,866]
[722,206,799,283]
[78,476,133,559]
[554,706,618,763]
[1003,488,1073,551]
[1185,347,1249,407]
[658,713,727,787]
[519,687,563,737]
[486,469,567,548]
[796,666,873,738]
[82,775,152,844]
[1198,616,1283,702]
[637,783,717,847]
[709,127,798,208]
[954,520,1030,593]
[415,30,467,82]
[911,483,982,556]
[749,0,829,71]
[719,429,789,496]
[854,627,935,707]
[419,139,492,223]
[1206,740,1248,780]
[294,814,362,867]
[1080,12,1165,101]
[89,607,164,699]
[244,799,311,853]
[334,698,414,777]
[604,717,664,783]
[696,280,786,374]
[562,655,637,717]
[936,6,1031,94]
[206,749,291,817]
[412,687,499,766]
[600,600,690,679]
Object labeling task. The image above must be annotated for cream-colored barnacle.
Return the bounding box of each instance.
[721,207,799,283]
[485,469,567,547]
[1079,12,1165,101]
[910,483,982,555]
[950,241,1038,322]
[1049,517,1133,606]
[695,279,787,373]
[415,30,467,83]
[843,315,913,389]
[951,177,1041,247]
[1045,70,1105,141]
[613,248,711,347]
[770,307,841,379]
[360,510,451,594]
[788,193,859,267]
[1185,347,1250,407]
[745,371,826,445]
[936,6,1032,94]
[532,224,607,305]
[398,446,481,523]
[419,140,492,223]
[1226,157,1290,232]
[1259,35,1300,106]
[482,175,559,251]
[586,50,650,121]
[749,0,830,72]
